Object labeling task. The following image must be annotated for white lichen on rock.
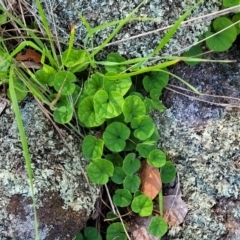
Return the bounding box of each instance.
[25,0,222,59]
[0,99,99,239]
[154,109,240,239]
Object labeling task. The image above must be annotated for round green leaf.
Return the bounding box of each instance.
[84,73,103,96]
[143,70,169,92]
[83,227,102,240]
[148,217,168,237]
[82,135,104,160]
[35,69,54,85]
[148,149,166,168]
[7,77,28,101]
[103,76,132,96]
[74,232,84,240]
[111,167,126,184]
[123,95,146,123]
[122,153,140,176]
[78,96,105,127]
[136,143,156,158]
[62,49,86,68]
[105,53,127,73]
[87,159,114,184]
[94,90,123,119]
[206,17,237,52]
[106,223,127,240]
[103,122,130,152]
[105,153,123,167]
[232,13,240,35]
[131,116,155,141]
[53,104,73,124]
[183,45,202,66]
[113,189,132,207]
[53,71,76,95]
[131,195,153,217]
[123,175,140,193]
[161,161,176,183]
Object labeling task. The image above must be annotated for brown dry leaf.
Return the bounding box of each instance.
[129,216,159,240]
[163,194,188,226]
[15,48,42,63]
[140,161,162,200]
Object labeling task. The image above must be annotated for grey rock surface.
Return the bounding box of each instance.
[0,99,99,240]
[155,44,240,239]
[25,0,221,59]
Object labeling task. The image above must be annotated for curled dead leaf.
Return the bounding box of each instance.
[163,194,188,226]
[140,161,162,200]
[15,48,42,63]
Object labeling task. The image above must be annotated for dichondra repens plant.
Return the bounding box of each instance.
[1,0,238,239]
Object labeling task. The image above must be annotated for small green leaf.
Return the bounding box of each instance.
[105,53,126,73]
[103,76,132,96]
[123,95,146,123]
[161,161,176,183]
[53,105,73,124]
[103,122,130,152]
[150,88,162,100]
[105,153,123,167]
[183,45,202,66]
[78,96,105,127]
[123,175,140,193]
[94,90,123,119]
[122,153,140,176]
[113,189,132,207]
[136,143,156,158]
[111,167,126,184]
[87,159,114,184]
[148,149,166,168]
[206,17,237,52]
[131,195,153,217]
[35,69,54,85]
[7,78,28,101]
[53,71,76,95]
[80,227,102,240]
[84,73,103,96]
[82,135,104,160]
[232,13,240,35]
[148,217,168,237]
[143,71,169,92]
[131,116,155,141]
[62,49,86,67]
[106,222,127,240]
[74,232,84,240]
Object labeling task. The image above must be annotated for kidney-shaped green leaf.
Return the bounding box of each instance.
[78,96,105,127]
[131,115,155,141]
[105,53,127,73]
[87,159,114,184]
[103,76,132,96]
[148,217,168,237]
[122,153,140,176]
[131,195,153,217]
[148,149,166,168]
[103,122,130,152]
[84,73,103,96]
[161,161,176,183]
[123,175,141,193]
[106,223,127,240]
[123,95,146,123]
[113,189,132,207]
[62,49,86,68]
[53,71,76,95]
[53,104,73,124]
[94,90,123,119]
[82,135,104,160]
[143,70,169,92]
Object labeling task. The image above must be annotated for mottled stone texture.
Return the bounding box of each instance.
[25,0,221,59]
[156,44,240,239]
[0,99,99,240]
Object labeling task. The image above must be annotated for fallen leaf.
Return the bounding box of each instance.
[140,161,162,200]
[129,216,159,240]
[15,48,42,63]
[163,194,188,226]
